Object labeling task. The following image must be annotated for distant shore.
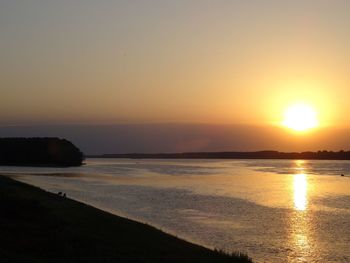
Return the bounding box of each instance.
[0,174,252,263]
[88,150,350,160]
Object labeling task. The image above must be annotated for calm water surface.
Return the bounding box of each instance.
[4,159,350,263]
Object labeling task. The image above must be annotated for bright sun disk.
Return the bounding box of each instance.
[282,103,319,132]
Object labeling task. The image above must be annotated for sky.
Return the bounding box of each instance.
[1,1,350,153]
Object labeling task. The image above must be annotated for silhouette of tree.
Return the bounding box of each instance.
[0,138,83,167]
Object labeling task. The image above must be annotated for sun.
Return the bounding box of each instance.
[282,103,319,132]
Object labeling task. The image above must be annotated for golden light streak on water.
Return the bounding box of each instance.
[294,173,308,211]
[288,161,315,262]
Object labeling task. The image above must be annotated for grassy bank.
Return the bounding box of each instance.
[0,175,252,263]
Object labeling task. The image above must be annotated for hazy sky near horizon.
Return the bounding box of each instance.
[1,123,350,154]
[1,0,350,128]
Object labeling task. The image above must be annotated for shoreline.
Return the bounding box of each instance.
[12,172,204,250]
[87,150,350,161]
[0,174,252,263]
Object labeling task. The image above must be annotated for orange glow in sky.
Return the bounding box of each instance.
[0,1,348,132]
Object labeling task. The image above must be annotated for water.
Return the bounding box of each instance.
[3,159,350,262]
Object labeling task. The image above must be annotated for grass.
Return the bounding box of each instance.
[0,175,253,263]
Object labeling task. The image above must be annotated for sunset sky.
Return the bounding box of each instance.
[1,1,350,153]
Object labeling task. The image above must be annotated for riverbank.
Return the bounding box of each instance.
[88,150,350,160]
[0,175,252,263]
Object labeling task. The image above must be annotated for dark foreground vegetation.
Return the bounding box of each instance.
[0,138,83,167]
[0,175,252,263]
[90,150,350,160]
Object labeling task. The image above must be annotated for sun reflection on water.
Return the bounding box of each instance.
[294,173,308,211]
[288,161,314,262]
